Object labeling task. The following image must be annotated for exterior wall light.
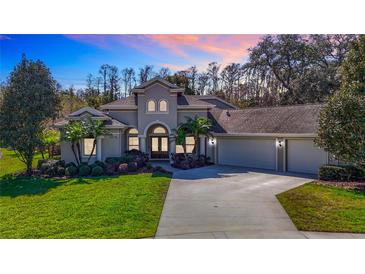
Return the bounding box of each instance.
[275,138,285,149]
[209,138,216,146]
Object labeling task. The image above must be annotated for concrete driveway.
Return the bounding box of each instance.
[156,165,312,239]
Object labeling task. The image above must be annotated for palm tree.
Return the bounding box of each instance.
[84,118,110,163]
[175,116,213,157]
[63,121,85,165]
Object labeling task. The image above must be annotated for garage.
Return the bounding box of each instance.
[217,138,276,170]
[286,139,328,174]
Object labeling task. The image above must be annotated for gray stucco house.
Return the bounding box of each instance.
[56,77,329,174]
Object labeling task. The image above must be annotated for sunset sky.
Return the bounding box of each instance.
[0,34,262,88]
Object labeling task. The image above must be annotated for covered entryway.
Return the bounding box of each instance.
[217,138,276,170]
[147,124,169,159]
[286,139,328,174]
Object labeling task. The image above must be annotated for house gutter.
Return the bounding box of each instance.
[212,133,318,138]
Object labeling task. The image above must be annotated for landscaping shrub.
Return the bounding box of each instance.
[65,162,77,168]
[120,154,135,164]
[40,162,51,174]
[128,161,138,172]
[37,159,48,170]
[91,166,104,176]
[57,167,65,176]
[78,165,91,177]
[105,157,121,165]
[56,160,65,168]
[319,165,365,181]
[89,163,98,170]
[118,163,129,174]
[171,153,210,170]
[65,165,78,177]
[94,160,107,171]
[146,162,153,170]
[106,163,117,175]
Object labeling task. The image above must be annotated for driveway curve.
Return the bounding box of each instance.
[156,165,312,239]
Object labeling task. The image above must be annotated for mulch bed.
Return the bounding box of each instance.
[315,180,365,192]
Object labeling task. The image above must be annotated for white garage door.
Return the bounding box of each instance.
[287,139,327,174]
[218,138,276,170]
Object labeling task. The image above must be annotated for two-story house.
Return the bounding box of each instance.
[56,77,329,174]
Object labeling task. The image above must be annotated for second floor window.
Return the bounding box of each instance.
[147,100,156,112]
[159,100,168,112]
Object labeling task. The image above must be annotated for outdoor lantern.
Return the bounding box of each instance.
[276,138,285,149]
[209,138,216,146]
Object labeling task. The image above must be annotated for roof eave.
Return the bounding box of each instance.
[100,105,138,110]
[177,105,214,110]
[212,133,317,138]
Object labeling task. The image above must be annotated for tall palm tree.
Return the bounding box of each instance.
[175,116,213,157]
[84,118,110,163]
[63,121,85,165]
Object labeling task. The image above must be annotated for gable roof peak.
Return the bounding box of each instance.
[67,106,109,119]
[131,76,184,93]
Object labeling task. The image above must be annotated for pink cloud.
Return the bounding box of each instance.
[146,34,262,65]
[65,34,262,70]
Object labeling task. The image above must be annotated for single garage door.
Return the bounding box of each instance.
[287,139,327,174]
[218,138,276,170]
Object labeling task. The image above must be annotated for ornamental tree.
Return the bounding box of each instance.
[315,90,365,168]
[315,35,365,169]
[175,116,213,157]
[0,55,60,175]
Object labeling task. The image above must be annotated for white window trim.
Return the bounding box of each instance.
[127,128,140,151]
[158,99,169,113]
[146,99,157,113]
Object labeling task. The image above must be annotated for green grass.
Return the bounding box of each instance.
[0,148,46,176]
[0,173,170,238]
[277,183,365,233]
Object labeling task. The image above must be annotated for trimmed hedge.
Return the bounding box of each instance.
[319,165,365,181]
[65,166,78,177]
[78,165,91,177]
[91,166,104,176]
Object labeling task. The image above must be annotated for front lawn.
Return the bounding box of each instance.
[0,173,170,238]
[0,148,46,176]
[277,183,365,233]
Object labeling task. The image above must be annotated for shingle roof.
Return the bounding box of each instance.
[54,117,127,128]
[209,104,323,134]
[100,96,137,109]
[177,95,215,107]
[68,107,109,118]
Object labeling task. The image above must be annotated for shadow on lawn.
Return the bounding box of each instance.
[0,175,108,198]
[0,175,64,197]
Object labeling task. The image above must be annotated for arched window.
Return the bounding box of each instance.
[128,128,139,150]
[159,100,168,112]
[147,100,156,112]
[153,126,167,134]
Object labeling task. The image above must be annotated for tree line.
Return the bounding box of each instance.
[0,35,364,175]
[70,34,357,109]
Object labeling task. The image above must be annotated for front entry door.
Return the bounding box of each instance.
[151,137,169,159]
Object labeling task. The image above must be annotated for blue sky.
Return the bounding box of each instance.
[0,34,261,89]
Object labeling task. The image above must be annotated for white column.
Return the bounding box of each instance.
[169,135,176,163]
[139,136,146,153]
[96,137,102,161]
[199,136,206,156]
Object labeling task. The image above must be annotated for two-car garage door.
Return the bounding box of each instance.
[217,137,328,174]
[217,138,276,170]
[286,139,328,174]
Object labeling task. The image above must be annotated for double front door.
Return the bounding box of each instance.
[150,136,168,159]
